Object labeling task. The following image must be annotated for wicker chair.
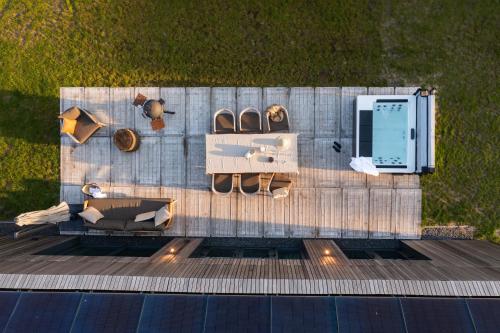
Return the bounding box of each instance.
[59,106,105,144]
[239,173,261,196]
[212,174,234,196]
[239,107,262,133]
[213,109,236,134]
[266,173,292,199]
[265,104,290,133]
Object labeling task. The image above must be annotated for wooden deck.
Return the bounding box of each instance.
[0,235,498,296]
[60,87,421,238]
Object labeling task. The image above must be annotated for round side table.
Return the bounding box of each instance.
[113,129,140,152]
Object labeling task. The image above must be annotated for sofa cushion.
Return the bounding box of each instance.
[135,211,156,222]
[125,220,165,232]
[61,118,77,135]
[154,206,171,227]
[84,219,127,231]
[78,206,104,224]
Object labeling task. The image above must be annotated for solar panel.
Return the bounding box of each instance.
[271,296,336,333]
[204,296,270,333]
[71,293,144,333]
[137,295,207,333]
[336,296,405,333]
[4,292,81,333]
[466,298,500,333]
[0,292,20,331]
[400,297,475,333]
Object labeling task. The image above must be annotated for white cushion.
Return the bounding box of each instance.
[78,206,104,224]
[154,206,171,227]
[134,211,156,222]
[272,188,289,199]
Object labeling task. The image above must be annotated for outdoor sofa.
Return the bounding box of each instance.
[82,198,175,232]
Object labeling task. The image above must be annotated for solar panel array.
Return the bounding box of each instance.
[0,291,498,333]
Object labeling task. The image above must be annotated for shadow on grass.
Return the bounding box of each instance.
[0,90,59,144]
[0,179,59,221]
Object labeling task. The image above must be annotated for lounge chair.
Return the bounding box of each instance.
[239,107,262,133]
[59,106,105,144]
[213,108,236,133]
[267,173,292,199]
[265,104,290,133]
[212,174,234,196]
[239,173,261,196]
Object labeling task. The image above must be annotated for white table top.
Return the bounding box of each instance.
[205,133,299,174]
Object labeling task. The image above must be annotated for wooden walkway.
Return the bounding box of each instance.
[0,236,499,296]
[60,87,421,239]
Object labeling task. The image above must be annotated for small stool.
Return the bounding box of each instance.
[113,129,140,152]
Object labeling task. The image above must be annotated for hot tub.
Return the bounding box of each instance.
[354,89,436,174]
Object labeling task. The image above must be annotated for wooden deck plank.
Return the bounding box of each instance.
[186,137,210,187]
[315,87,341,138]
[109,186,135,198]
[109,87,135,133]
[161,187,186,236]
[340,137,366,187]
[290,138,314,188]
[394,87,420,95]
[369,189,394,239]
[60,87,85,114]
[134,186,161,198]
[61,136,86,185]
[210,87,236,132]
[289,188,316,237]
[160,87,186,135]
[314,138,342,187]
[288,87,315,137]
[263,195,290,238]
[393,189,421,239]
[85,137,111,185]
[316,188,342,238]
[236,195,263,238]
[237,87,263,115]
[110,141,135,186]
[341,87,366,138]
[342,188,369,238]
[84,87,110,136]
[185,189,211,237]
[134,87,161,136]
[161,136,186,186]
[186,87,211,136]
[135,136,161,185]
[393,175,420,189]
[210,192,238,237]
[61,185,84,204]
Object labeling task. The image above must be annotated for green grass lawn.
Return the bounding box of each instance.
[0,1,498,240]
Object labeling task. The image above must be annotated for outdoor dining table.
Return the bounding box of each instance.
[205,133,299,174]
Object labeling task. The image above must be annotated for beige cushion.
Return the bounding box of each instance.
[134,211,156,222]
[60,106,81,120]
[272,187,289,199]
[78,206,104,224]
[154,206,171,227]
[61,118,77,135]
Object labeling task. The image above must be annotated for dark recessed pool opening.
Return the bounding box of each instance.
[334,239,430,260]
[35,236,173,257]
[190,238,309,259]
